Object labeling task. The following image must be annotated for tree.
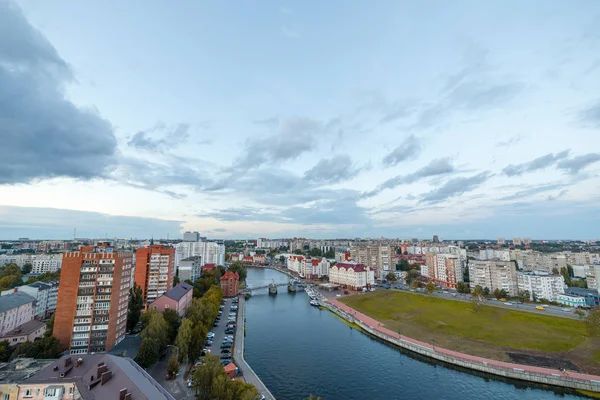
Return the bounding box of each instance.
[499,289,507,299]
[324,248,335,259]
[472,285,484,298]
[405,270,419,285]
[22,263,32,274]
[175,318,193,363]
[135,338,159,368]
[456,282,470,294]
[127,283,144,332]
[45,314,55,337]
[293,249,303,255]
[191,354,225,400]
[471,285,485,313]
[0,340,14,362]
[10,336,61,360]
[173,275,180,285]
[425,282,435,294]
[483,287,490,297]
[552,268,559,275]
[279,256,285,264]
[385,272,397,282]
[141,311,169,350]
[228,261,247,282]
[575,309,586,320]
[396,259,410,272]
[163,308,180,343]
[560,266,572,286]
[585,309,600,337]
[167,355,180,377]
[518,290,530,302]
[493,288,502,299]
[188,322,208,364]
[0,263,22,278]
[309,248,322,257]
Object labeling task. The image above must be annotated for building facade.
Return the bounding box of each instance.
[183,231,200,242]
[0,291,36,337]
[174,241,225,269]
[300,258,330,279]
[517,272,565,301]
[1,319,46,346]
[328,263,374,290]
[54,245,133,354]
[557,294,586,308]
[423,253,462,288]
[2,281,58,319]
[149,283,193,316]
[564,287,600,308]
[220,271,239,297]
[349,244,392,272]
[135,245,175,305]
[178,256,202,283]
[468,260,518,296]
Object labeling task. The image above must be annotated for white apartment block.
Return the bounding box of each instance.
[478,249,510,261]
[300,258,330,279]
[1,281,59,318]
[287,255,304,275]
[0,291,36,337]
[0,254,63,273]
[585,265,600,293]
[175,241,225,268]
[468,260,518,296]
[178,256,202,282]
[517,272,565,301]
[256,238,290,249]
[329,263,375,290]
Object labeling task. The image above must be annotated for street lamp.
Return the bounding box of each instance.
[432,338,436,352]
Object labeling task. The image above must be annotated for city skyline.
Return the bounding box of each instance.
[2,1,600,240]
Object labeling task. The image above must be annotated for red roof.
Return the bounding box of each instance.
[311,259,320,266]
[290,255,304,261]
[223,363,237,373]
[221,271,239,281]
[335,262,369,272]
[203,263,216,271]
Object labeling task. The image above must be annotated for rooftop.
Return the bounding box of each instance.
[162,283,193,301]
[24,354,175,400]
[221,271,239,281]
[0,358,54,384]
[180,256,201,262]
[1,319,45,337]
[0,291,36,313]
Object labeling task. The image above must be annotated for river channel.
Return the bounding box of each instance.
[244,268,586,400]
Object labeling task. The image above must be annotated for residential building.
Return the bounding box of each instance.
[423,253,461,288]
[328,263,375,290]
[478,249,510,261]
[557,294,586,308]
[517,272,565,301]
[54,245,133,354]
[565,287,600,308]
[220,271,239,297]
[256,238,289,249]
[0,291,36,337]
[30,254,62,275]
[468,260,518,296]
[201,263,216,275]
[1,319,46,346]
[300,258,330,279]
[177,256,202,283]
[513,238,521,246]
[571,264,588,278]
[135,245,175,305]
[497,237,505,245]
[149,283,193,316]
[183,231,200,242]
[20,354,175,399]
[335,252,351,262]
[174,241,225,268]
[287,255,304,275]
[349,244,392,271]
[2,281,58,319]
[584,264,600,292]
[0,358,54,400]
[522,238,532,246]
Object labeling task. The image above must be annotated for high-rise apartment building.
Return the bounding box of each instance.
[513,237,522,246]
[349,244,392,272]
[517,272,565,301]
[135,245,175,305]
[468,260,518,296]
[423,253,461,288]
[53,244,133,354]
[174,241,225,268]
[183,231,200,242]
[497,237,505,245]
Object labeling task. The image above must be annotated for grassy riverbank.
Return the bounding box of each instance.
[340,291,599,374]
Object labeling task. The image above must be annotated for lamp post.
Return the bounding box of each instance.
[432,338,436,352]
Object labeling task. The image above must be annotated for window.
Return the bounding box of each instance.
[164,304,169,308]
[44,388,56,396]
[24,389,32,397]
[4,394,10,400]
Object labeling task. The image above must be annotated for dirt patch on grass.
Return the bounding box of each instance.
[507,352,582,372]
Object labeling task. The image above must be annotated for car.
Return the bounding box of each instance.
[504,302,513,306]
[336,294,341,297]
[221,348,231,354]
[561,308,572,312]
[222,341,233,346]
[208,332,215,337]
[224,335,234,339]
[220,354,232,360]
[187,378,193,388]
[220,360,231,366]
[213,322,219,327]
[204,341,212,347]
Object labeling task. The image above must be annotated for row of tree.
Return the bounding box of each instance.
[190,354,259,400]
[0,315,61,362]
[0,263,61,291]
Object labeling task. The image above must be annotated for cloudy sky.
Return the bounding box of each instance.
[1,0,600,240]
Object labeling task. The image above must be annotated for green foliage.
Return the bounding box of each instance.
[228,261,247,282]
[0,340,14,362]
[324,248,335,259]
[9,336,61,360]
[167,355,180,376]
[385,272,397,282]
[455,282,470,294]
[293,249,303,255]
[309,248,322,257]
[162,308,180,343]
[575,309,586,320]
[141,311,169,350]
[499,289,507,298]
[0,263,21,278]
[175,318,193,363]
[183,285,222,364]
[0,263,24,290]
[405,269,419,285]
[560,266,572,286]
[45,314,55,337]
[493,288,501,299]
[173,275,180,285]
[135,338,160,368]
[586,309,600,337]
[425,282,435,294]
[395,259,411,271]
[518,290,530,302]
[127,283,144,332]
[27,270,61,284]
[22,263,32,274]
[191,354,259,400]
[483,287,490,296]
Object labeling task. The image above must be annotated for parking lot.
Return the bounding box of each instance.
[204,297,238,368]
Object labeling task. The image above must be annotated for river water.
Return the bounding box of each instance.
[244,268,585,400]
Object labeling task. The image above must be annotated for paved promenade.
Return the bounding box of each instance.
[327,298,600,392]
[233,296,276,400]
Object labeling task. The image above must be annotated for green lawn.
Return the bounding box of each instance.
[339,291,587,353]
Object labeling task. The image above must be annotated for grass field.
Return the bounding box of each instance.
[339,290,599,373]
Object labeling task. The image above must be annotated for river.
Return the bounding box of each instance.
[244,268,586,400]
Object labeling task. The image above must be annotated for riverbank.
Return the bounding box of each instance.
[233,296,276,400]
[321,297,600,394]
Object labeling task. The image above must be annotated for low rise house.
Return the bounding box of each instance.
[1,319,46,346]
[149,283,193,316]
[0,291,36,337]
[328,263,375,290]
[220,271,239,297]
[201,263,216,275]
[565,287,600,308]
[20,354,175,400]
[557,294,587,308]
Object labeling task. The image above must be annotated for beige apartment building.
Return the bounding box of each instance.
[349,244,392,272]
[468,260,518,296]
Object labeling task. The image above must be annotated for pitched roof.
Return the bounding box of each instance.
[220,271,239,281]
[163,283,193,301]
[24,354,175,400]
[334,263,369,272]
[0,291,36,313]
[1,319,45,337]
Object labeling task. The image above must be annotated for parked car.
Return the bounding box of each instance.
[220,354,232,360]
[221,348,231,354]
[220,360,231,366]
[204,340,212,346]
[187,378,193,388]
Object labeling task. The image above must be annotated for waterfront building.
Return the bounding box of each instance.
[135,244,175,305]
[557,294,586,308]
[517,272,565,301]
[149,283,193,316]
[20,354,175,400]
[287,255,304,275]
[178,256,202,282]
[1,281,58,319]
[54,244,133,354]
[328,263,375,290]
[300,258,330,279]
[220,271,239,297]
[468,260,518,296]
[349,244,392,271]
[0,291,36,337]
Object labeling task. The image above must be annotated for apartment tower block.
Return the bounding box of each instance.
[134,244,175,306]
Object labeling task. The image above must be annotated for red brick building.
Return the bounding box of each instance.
[54,245,133,354]
[135,245,175,306]
[220,271,239,297]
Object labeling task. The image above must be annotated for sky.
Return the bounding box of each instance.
[1,0,600,240]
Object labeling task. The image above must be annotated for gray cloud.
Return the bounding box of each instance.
[382,135,421,167]
[547,189,568,201]
[499,183,570,201]
[579,100,600,127]
[557,153,600,174]
[420,172,491,204]
[0,2,117,185]
[127,122,190,151]
[303,155,361,184]
[496,135,522,147]
[502,150,570,176]
[0,205,182,240]
[365,158,455,198]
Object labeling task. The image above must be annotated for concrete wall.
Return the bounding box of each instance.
[322,302,600,394]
